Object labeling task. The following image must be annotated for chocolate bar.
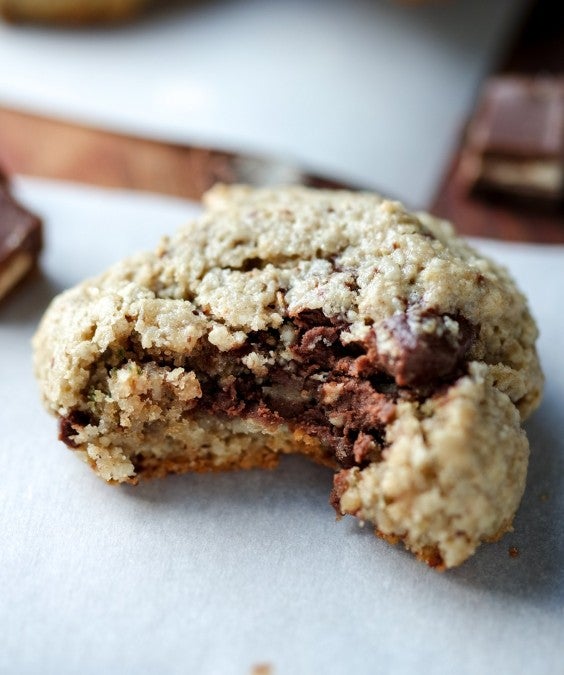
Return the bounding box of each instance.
[461,76,564,204]
[0,169,42,301]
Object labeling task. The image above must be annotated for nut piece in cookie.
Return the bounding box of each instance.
[33,185,543,568]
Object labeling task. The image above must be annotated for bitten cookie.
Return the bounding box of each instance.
[33,185,543,568]
[0,0,146,24]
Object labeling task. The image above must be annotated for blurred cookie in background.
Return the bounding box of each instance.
[0,0,147,24]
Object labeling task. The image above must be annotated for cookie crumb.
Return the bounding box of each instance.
[251,664,273,675]
[508,546,520,558]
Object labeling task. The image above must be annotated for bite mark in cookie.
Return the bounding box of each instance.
[33,185,543,568]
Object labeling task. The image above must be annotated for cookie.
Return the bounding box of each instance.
[0,0,146,24]
[0,168,42,301]
[33,185,543,568]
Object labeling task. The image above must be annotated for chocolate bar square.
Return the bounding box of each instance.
[461,76,564,204]
[0,169,43,301]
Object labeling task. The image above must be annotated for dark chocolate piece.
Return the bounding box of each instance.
[0,169,43,300]
[373,312,474,387]
[461,77,564,204]
[59,410,92,448]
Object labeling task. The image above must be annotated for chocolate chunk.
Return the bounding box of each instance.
[59,410,92,448]
[0,169,43,301]
[461,77,564,204]
[290,308,339,330]
[292,325,341,368]
[374,311,473,387]
[321,378,395,431]
[262,373,309,418]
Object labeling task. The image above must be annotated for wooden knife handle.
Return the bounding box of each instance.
[0,106,348,201]
[0,107,244,199]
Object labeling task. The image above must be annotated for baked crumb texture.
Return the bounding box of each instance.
[33,185,543,569]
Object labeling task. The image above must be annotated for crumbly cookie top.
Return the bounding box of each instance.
[33,185,542,417]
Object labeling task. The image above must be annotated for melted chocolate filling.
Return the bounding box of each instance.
[61,309,474,471]
[197,309,473,469]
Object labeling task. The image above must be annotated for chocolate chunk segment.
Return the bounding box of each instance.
[191,311,397,471]
[0,170,43,301]
[375,311,473,387]
[59,410,92,448]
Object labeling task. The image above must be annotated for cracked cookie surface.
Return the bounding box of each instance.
[33,185,543,568]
